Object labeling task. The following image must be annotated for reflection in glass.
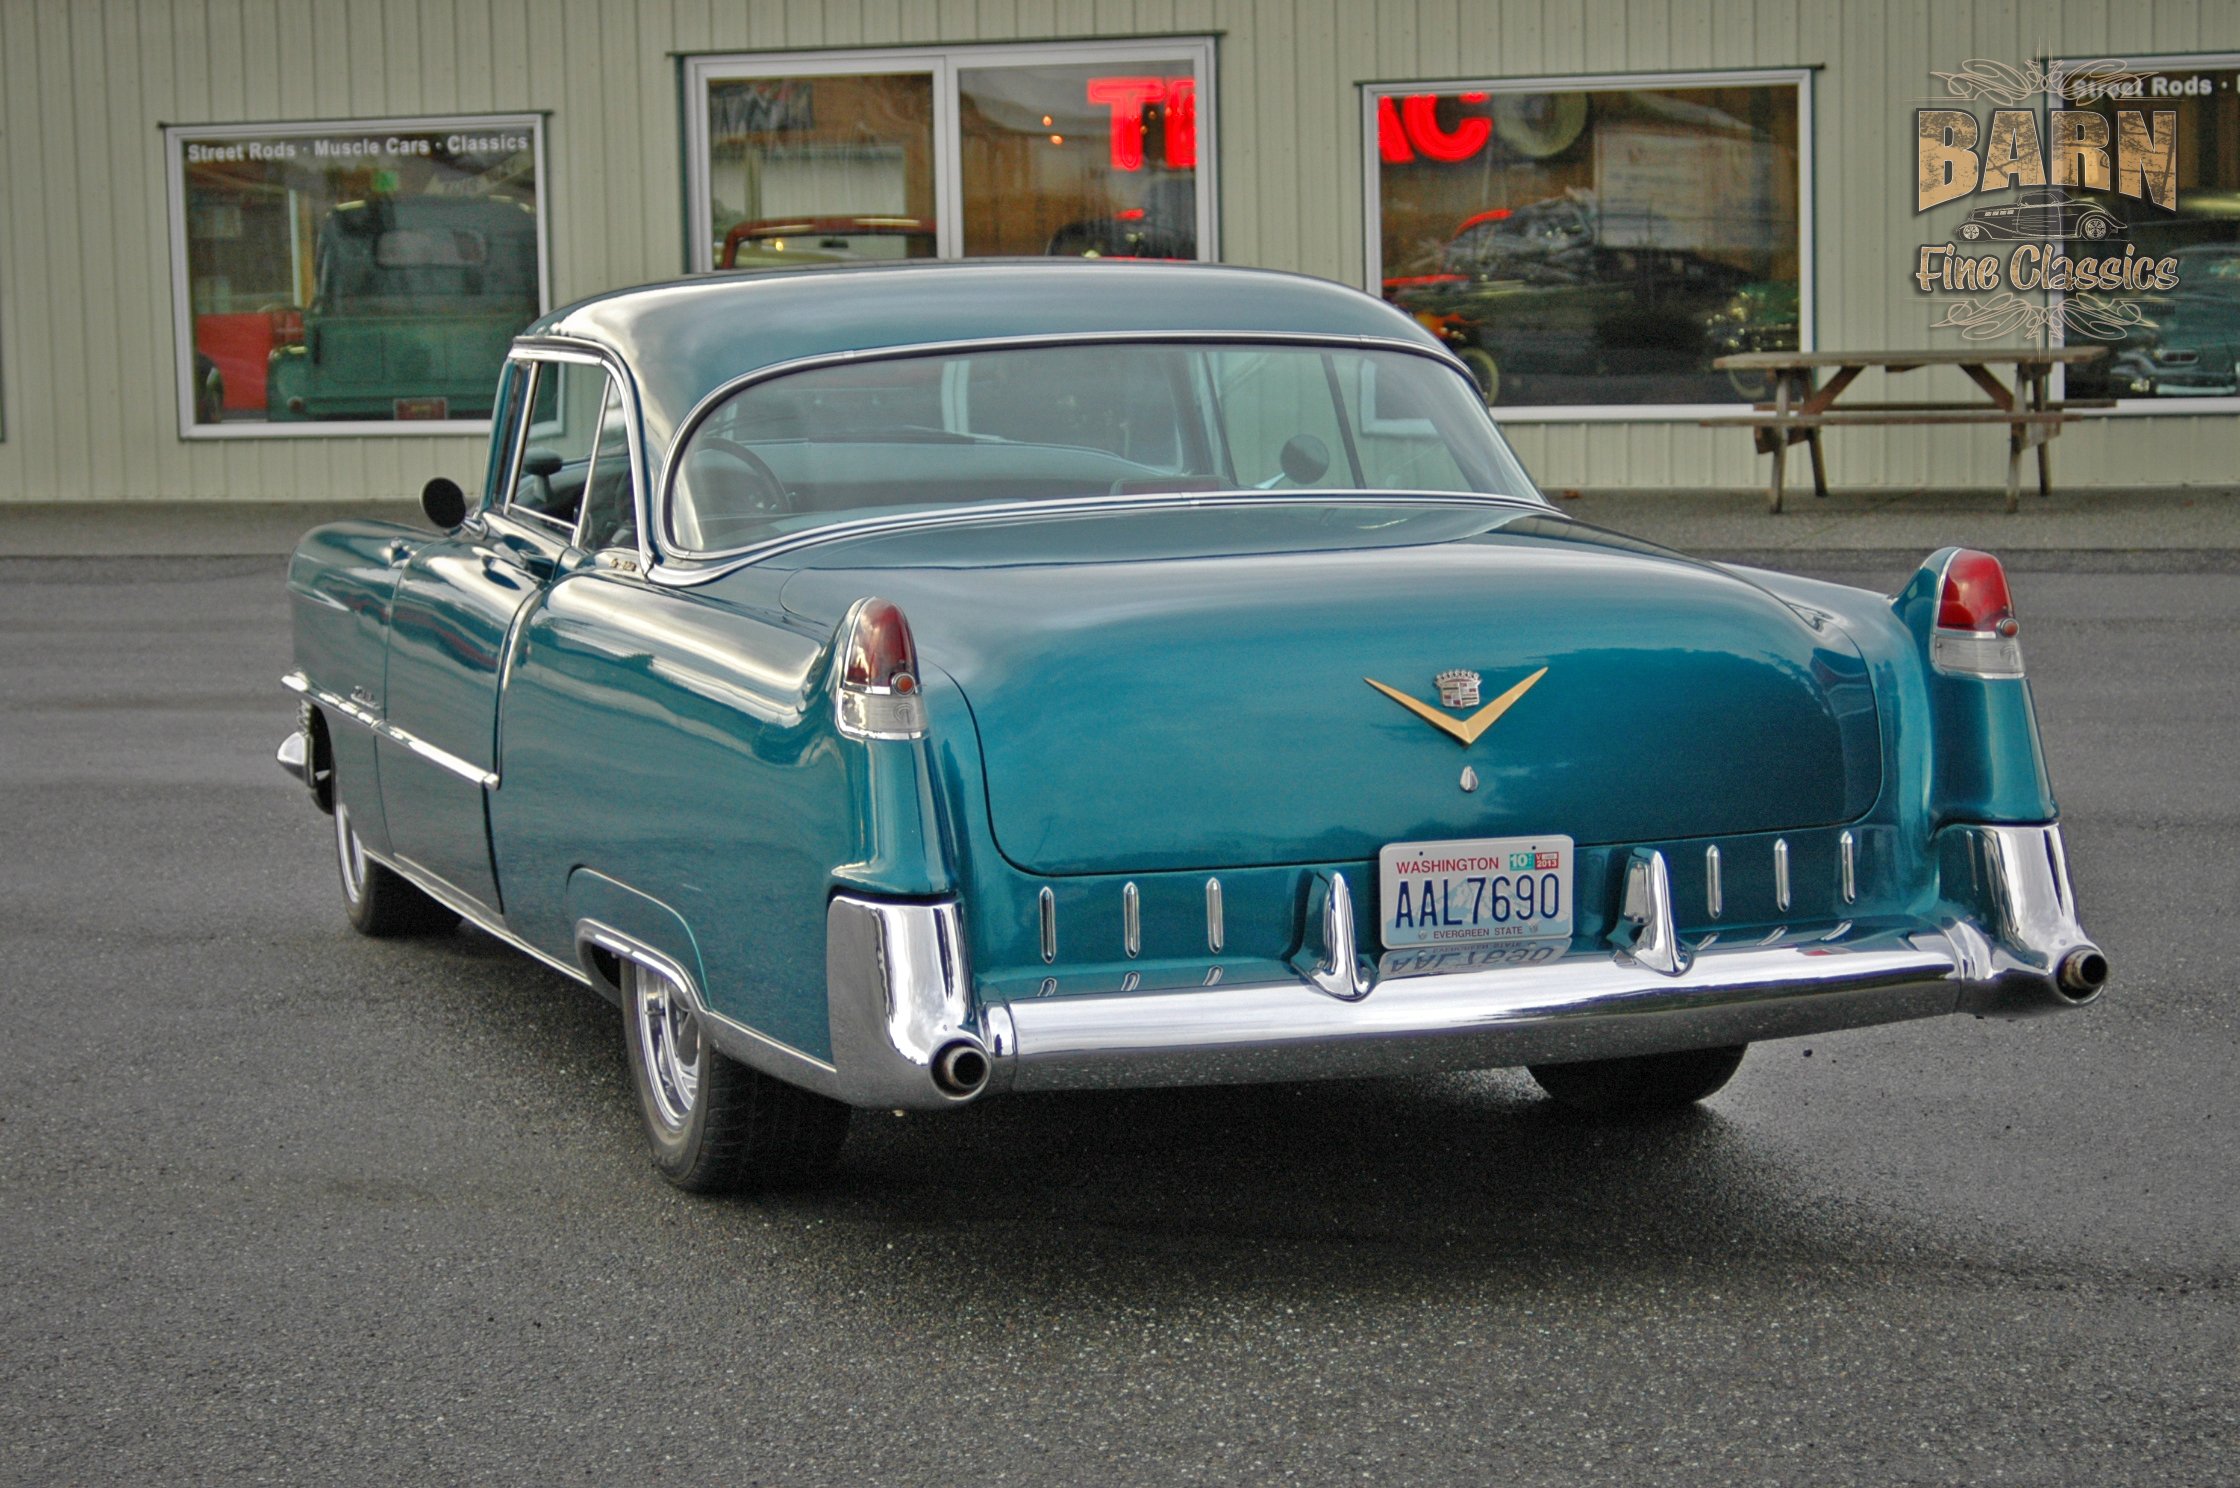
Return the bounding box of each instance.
[179,122,541,425]
[705,74,937,270]
[959,64,1198,258]
[1376,83,1802,407]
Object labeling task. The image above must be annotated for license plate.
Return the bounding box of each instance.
[393,396,450,420]
[1377,834,1574,949]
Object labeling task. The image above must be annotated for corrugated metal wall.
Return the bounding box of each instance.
[2,0,2234,502]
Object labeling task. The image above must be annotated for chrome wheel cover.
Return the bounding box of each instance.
[631,963,703,1132]
[334,804,368,906]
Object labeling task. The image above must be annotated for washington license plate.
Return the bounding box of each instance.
[1377,834,1574,950]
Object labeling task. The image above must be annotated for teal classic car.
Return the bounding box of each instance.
[277,262,2106,1191]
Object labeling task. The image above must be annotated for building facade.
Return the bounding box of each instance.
[1,0,2234,503]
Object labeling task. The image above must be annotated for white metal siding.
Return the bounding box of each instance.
[1,0,2235,501]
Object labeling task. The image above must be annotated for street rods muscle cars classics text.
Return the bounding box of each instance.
[278,261,2107,1190]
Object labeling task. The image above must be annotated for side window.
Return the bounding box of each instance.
[575,381,637,552]
[504,361,606,530]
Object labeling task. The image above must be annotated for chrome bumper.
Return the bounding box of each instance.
[821,824,2104,1111]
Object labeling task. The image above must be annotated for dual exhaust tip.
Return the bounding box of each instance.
[930,1040,992,1099]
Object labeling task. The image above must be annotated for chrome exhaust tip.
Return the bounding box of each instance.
[930,1041,992,1099]
[2057,945,2110,1001]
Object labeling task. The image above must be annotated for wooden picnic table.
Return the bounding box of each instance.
[1702,347,2110,514]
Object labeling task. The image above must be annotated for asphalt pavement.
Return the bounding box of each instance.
[1,496,2234,1485]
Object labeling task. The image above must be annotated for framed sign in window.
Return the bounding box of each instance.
[683,39,1217,274]
[1362,70,1814,420]
[162,114,550,438]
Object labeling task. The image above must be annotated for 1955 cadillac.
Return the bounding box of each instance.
[277,261,2107,1191]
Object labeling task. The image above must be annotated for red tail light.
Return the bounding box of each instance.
[836,598,927,739]
[1930,550,2024,678]
[1937,550,2019,636]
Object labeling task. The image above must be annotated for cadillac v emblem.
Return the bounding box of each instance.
[1363,667,1549,747]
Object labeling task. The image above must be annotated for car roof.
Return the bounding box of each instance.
[525,260,1443,449]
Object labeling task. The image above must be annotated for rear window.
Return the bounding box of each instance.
[667,341,1536,554]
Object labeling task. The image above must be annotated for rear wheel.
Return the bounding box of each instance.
[1528,1044,1747,1113]
[328,739,459,938]
[623,959,849,1192]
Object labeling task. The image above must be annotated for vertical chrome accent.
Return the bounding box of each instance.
[1611,847,1689,977]
[1458,765,1478,793]
[1203,966,1224,987]
[1038,976,1057,997]
[1120,971,1141,993]
[1839,829,1858,904]
[1038,887,1057,964]
[1773,837,1792,912]
[1705,844,1724,920]
[1122,881,1141,958]
[1205,877,1225,953]
[1307,872,1373,1001]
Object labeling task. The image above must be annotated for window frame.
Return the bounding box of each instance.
[2046,50,2240,418]
[681,38,1220,274]
[488,345,650,565]
[1358,67,1817,423]
[162,112,551,440]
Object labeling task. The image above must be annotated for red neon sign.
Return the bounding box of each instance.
[1086,76,1197,171]
[1380,91,1493,164]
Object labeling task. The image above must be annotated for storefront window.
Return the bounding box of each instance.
[2053,53,2240,411]
[163,115,548,437]
[960,64,1197,258]
[706,73,938,270]
[684,41,1216,273]
[1364,71,1812,415]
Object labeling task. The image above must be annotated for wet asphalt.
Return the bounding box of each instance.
[1,550,2232,1486]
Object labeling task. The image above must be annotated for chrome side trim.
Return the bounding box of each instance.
[1038,886,1058,964]
[1122,882,1141,959]
[361,843,586,987]
[1205,877,1225,954]
[1840,830,1858,904]
[283,671,499,790]
[1705,843,1724,919]
[575,921,838,1089]
[1774,837,1792,912]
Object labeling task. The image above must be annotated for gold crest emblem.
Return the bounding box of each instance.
[1364,667,1548,746]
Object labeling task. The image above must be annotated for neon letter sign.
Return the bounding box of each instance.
[1086,76,1198,171]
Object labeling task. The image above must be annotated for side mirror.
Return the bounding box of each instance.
[421,476,467,531]
[521,446,564,479]
[1279,433,1332,486]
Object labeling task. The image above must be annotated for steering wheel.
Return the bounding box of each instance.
[699,435,793,514]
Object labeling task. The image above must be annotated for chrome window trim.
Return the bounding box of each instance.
[501,337,654,573]
[283,670,499,790]
[649,328,1546,581]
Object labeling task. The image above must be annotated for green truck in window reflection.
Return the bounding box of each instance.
[266,195,540,423]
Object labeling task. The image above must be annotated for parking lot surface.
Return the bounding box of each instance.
[1,539,2233,1485]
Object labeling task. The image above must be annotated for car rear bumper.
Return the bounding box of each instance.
[816,823,2103,1110]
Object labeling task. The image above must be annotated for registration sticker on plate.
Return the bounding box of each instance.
[1377,834,1574,950]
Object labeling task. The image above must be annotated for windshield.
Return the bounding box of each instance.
[667,341,1537,553]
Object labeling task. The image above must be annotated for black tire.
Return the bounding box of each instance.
[327,740,460,938]
[623,960,849,1192]
[1528,1044,1747,1113]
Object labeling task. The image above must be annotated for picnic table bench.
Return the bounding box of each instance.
[1702,348,2111,513]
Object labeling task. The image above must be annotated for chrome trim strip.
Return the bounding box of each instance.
[1705,843,1724,919]
[647,491,1550,588]
[1122,881,1141,959]
[1038,887,1057,964]
[283,672,499,790]
[1205,877,1225,954]
[576,921,838,1085]
[1840,829,1858,904]
[1774,837,1792,912]
[362,844,584,986]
